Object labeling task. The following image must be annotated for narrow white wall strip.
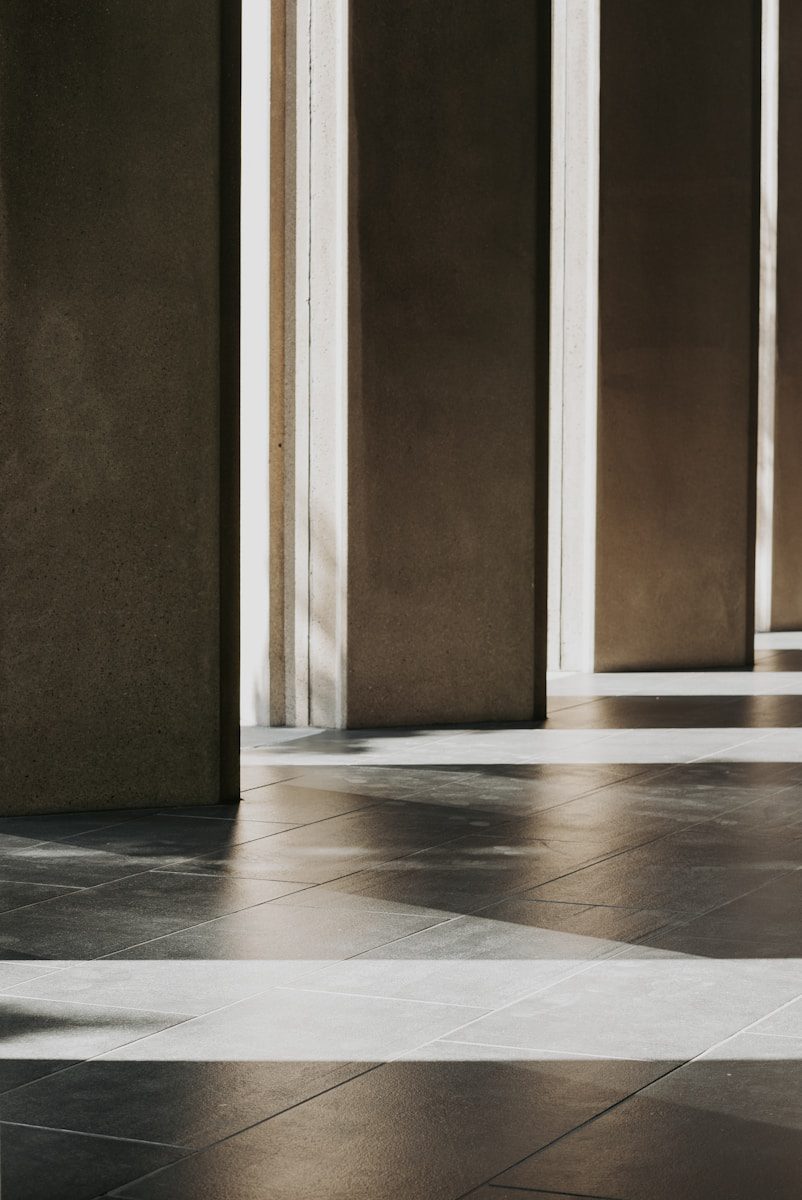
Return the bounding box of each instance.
[755,0,779,632]
[240,0,271,727]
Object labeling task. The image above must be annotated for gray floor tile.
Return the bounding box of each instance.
[0,809,159,843]
[497,1038,802,1199]
[0,1122,182,1200]
[0,880,78,915]
[294,901,666,1009]
[465,1190,614,1199]
[641,868,802,952]
[0,1058,370,1149]
[112,1057,671,1200]
[100,986,483,1063]
[65,813,284,860]
[112,899,445,963]
[529,828,801,913]
[448,952,802,1060]
[267,833,615,919]
[239,783,380,824]
[0,993,189,1083]
[750,996,802,1038]
[0,871,301,959]
[0,843,170,889]
[239,765,305,790]
[173,805,500,885]
[0,957,304,1016]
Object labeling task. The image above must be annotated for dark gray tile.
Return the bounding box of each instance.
[112,900,447,964]
[173,805,500,885]
[0,871,302,958]
[239,783,380,824]
[530,828,802,914]
[0,809,159,843]
[0,1122,182,1200]
[240,765,305,791]
[0,880,78,915]
[64,813,285,860]
[0,1059,82,1096]
[642,868,802,953]
[0,1059,370,1148]
[113,1057,671,1199]
[0,843,159,889]
[269,833,615,917]
[465,1190,614,1199]
[497,1044,802,1199]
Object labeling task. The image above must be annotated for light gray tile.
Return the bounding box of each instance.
[449,953,802,1060]
[101,987,482,1063]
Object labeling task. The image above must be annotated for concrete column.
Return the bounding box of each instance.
[594,0,760,671]
[340,0,550,726]
[0,2,239,814]
[771,0,802,630]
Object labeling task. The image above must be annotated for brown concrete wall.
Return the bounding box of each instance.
[595,0,760,671]
[346,0,549,726]
[0,1,239,814]
[772,0,802,630]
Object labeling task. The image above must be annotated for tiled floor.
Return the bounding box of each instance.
[2,632,802,1197]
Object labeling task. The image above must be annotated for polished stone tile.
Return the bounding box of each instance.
[0,843,169,889]
[239,783,379,824]
[173,805,500,885]
[0,880,78,915]
[529,827,801,913]
[497,1037,802,1199]
[1,957,305,1016]
[113,1057,672,1199]
[267,833,615,920]
[751,996,802,1038]
[101,986,482,1063]
[239,764,305,791]
[295,901,668,1009]
[0,871,302,959]
[112,899,444,963]
[643,868,802,952]
[0,1059,370,1149]
[0,1122,182,1200]
[0,993,189,1084]
[65,813,285,860]
[466,1190,613,1200]
[449,952,802,1060]
[0,809,158,843]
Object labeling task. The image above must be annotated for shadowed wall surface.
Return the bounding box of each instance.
[346,0,548,726]
[772,0,802,630]
[0,2,235,813]
[595,0,759,671]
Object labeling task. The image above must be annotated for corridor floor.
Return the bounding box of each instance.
[1,633,802,1197]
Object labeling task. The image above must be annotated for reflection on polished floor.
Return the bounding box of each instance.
[1,634,802,1197]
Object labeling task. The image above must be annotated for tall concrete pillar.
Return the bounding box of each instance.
[771,0,802,630]
[341,0,550,725]
[0,2,239,814]
[594,0,760,670]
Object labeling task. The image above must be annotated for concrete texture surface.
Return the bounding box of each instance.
[346,0,549,725]
[595,0,759,670]
[772,0,802,630]
[0,2,236,813]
